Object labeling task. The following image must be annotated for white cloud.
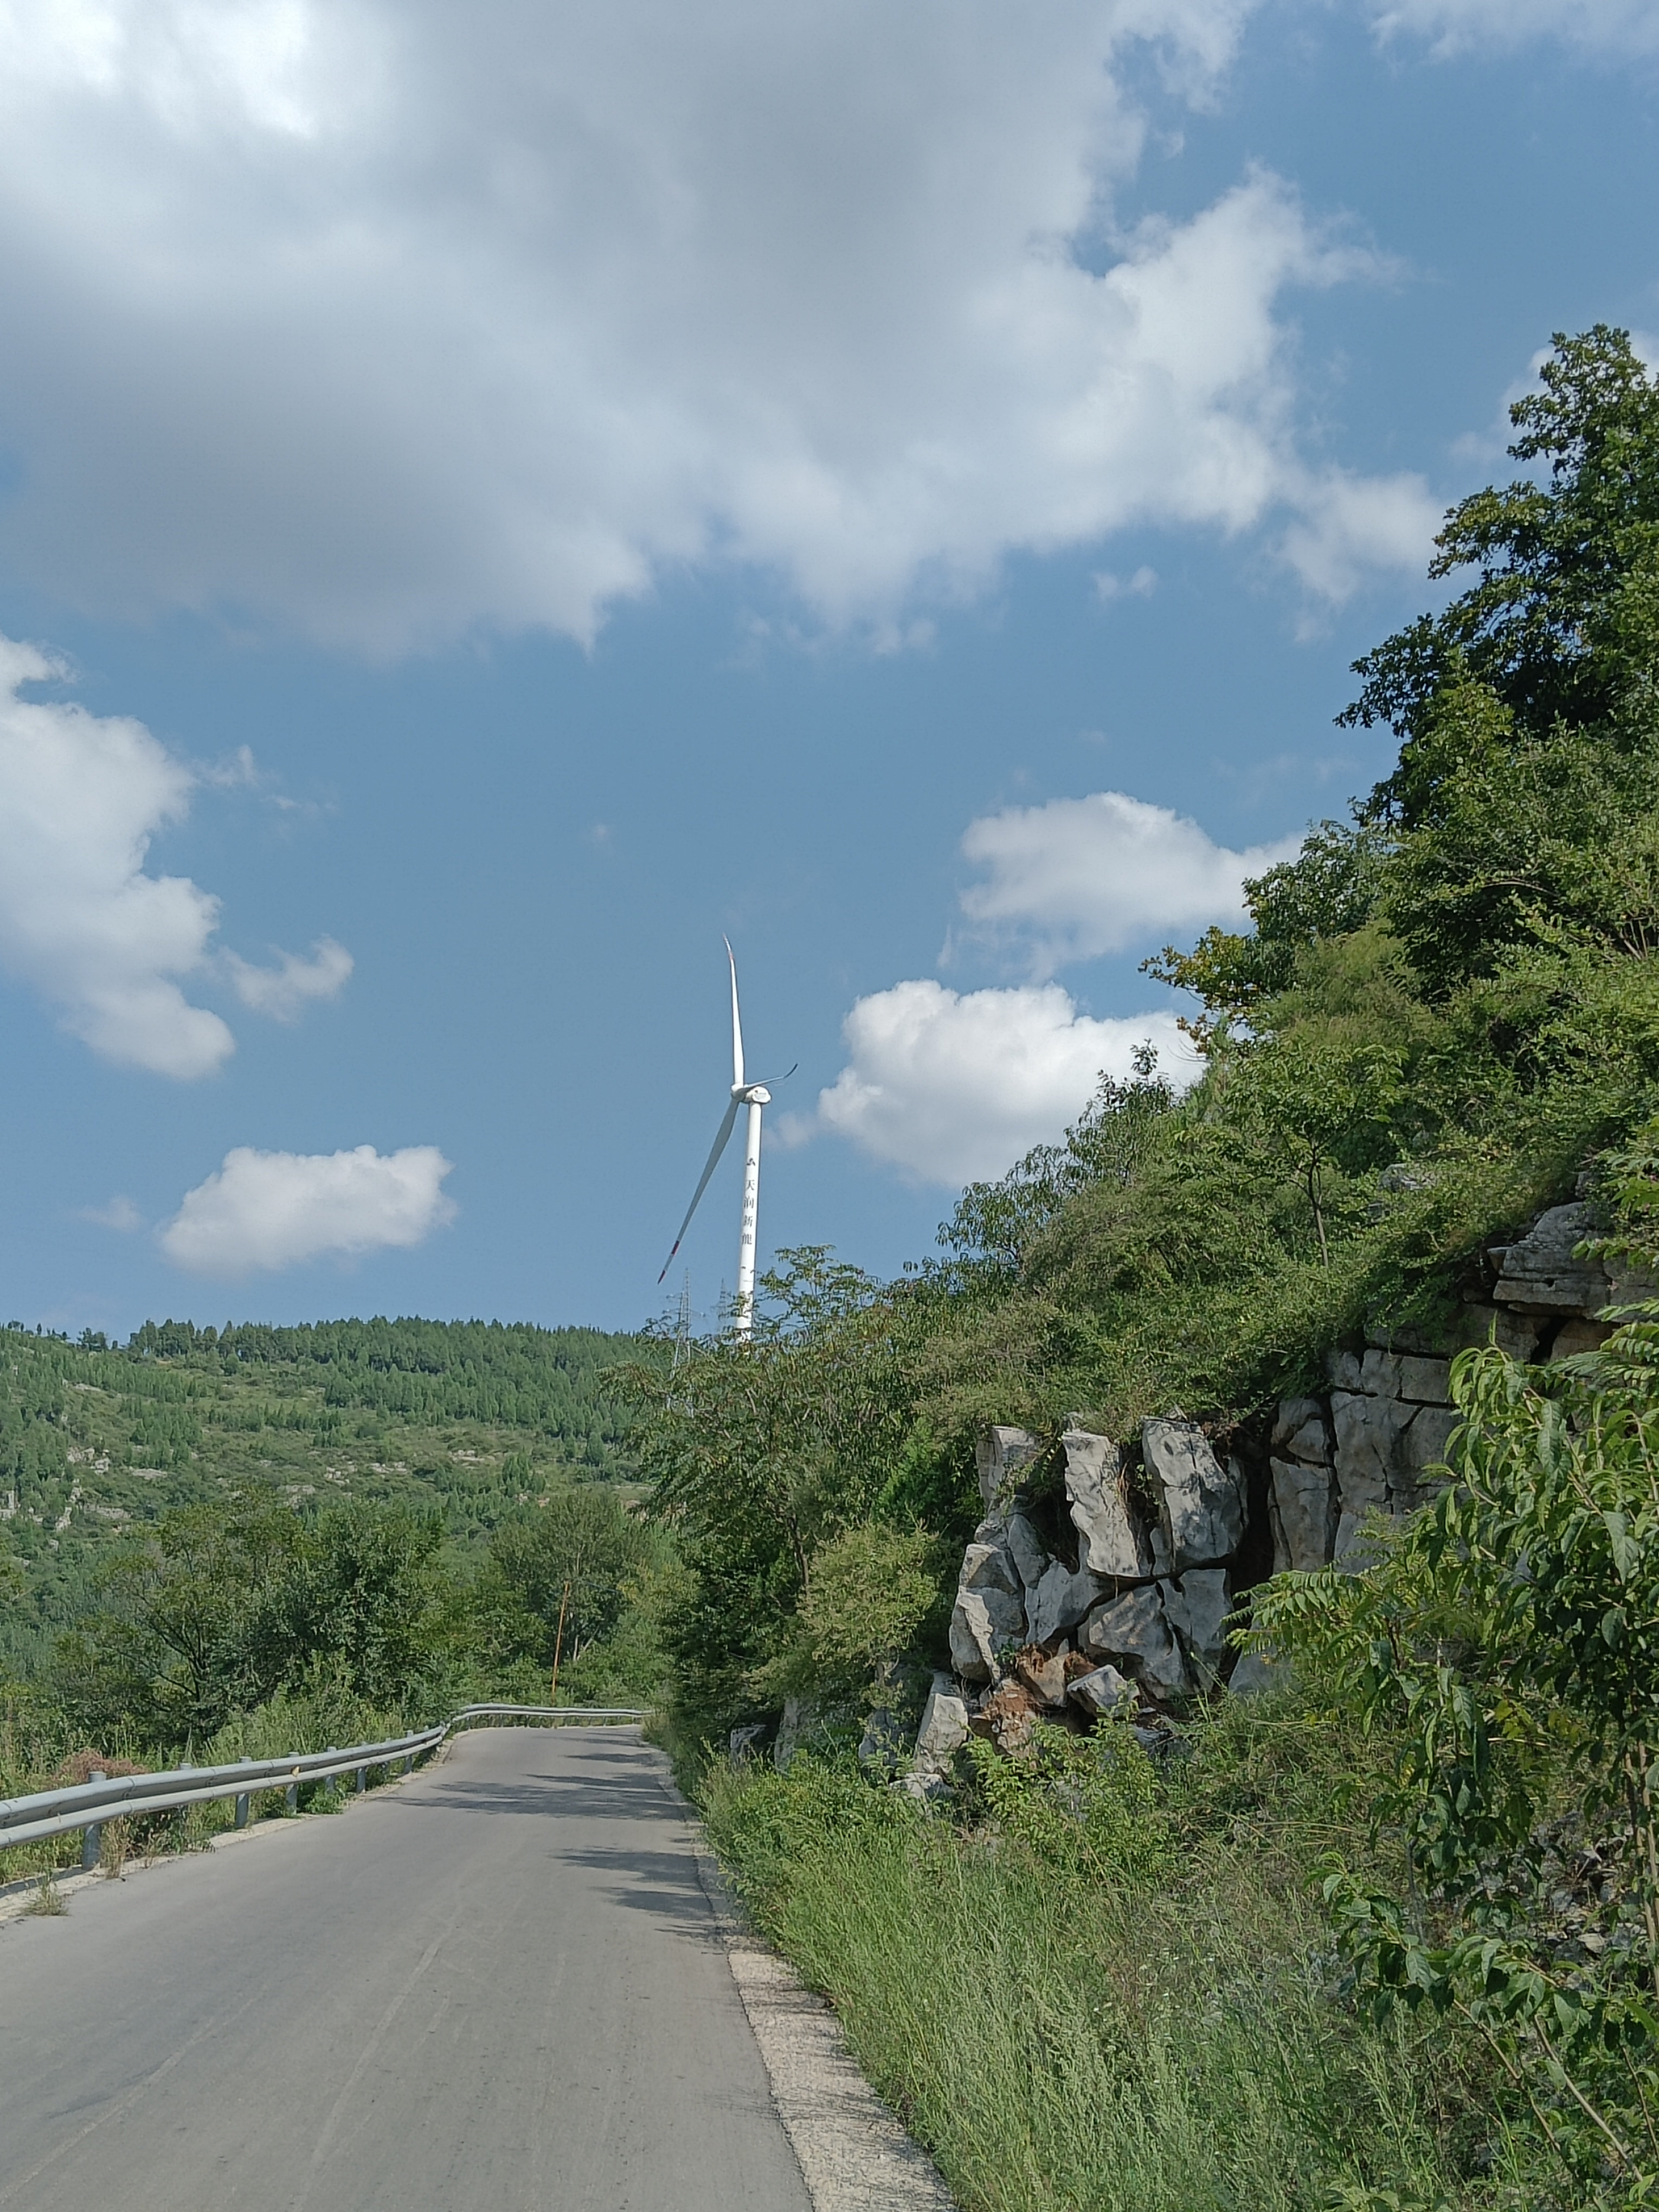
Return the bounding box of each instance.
[0,634,232,1076]
[226,936,352,1020]
[159,1143,456,1275]
[791,979,1199,1187]
[1370,0,1659,54]
[0,634,350,1074]
[1279,467,1441,602]
[80,1194,144,1231]
[958,788,1301,975]
[1095,565,1159,600]
[0,2,1443,653]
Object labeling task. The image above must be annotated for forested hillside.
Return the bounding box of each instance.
[0,1315,647,1676]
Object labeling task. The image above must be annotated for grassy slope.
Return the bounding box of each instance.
[703,1703,1526,2212]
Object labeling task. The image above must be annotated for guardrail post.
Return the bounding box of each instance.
[235,1756,252,1828]
[81,1766,106,1871]
[355,1767,365,1793]
[285,1780,298,1815]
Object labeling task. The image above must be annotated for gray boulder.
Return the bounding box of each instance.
[1160,1567,1233,1679]
[1063,1426,1154,1578]
[949,1585,1025,1682]
[729,1723,768,1761]
[1493,1203,1609,1315]
[903,1673,970,1799]
[976,1425,1043,1512]
[1081,1584,1190,1700]
[1332,1390,1456,1531]
[1142,1418,1245,1572]
[959,1538,1021,1598]
[774,1695,808,1770]
[1269,1457,1338,1572]
[1230,1647,1288,1696]
[1398,1354,1452,1404]
[1068,1663,1135,1717]
[1005,1510,1050,1590]
[1027,1557,1107,1644]
[1272,1397,1332,1466]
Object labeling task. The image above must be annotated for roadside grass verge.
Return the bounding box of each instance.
[700,1696,1540,2212]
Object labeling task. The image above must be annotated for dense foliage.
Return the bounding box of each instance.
[631,326,1659,1760]
[0,1313,652,1677]
[625,330,1659,2208]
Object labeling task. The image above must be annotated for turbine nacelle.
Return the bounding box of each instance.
[732,1083,771,1106]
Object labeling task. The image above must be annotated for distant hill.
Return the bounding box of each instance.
[0,1315,659,1675]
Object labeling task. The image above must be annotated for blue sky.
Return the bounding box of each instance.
[0,0,1654,1337]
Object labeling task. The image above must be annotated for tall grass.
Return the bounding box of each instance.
[702,1701,1541,2212]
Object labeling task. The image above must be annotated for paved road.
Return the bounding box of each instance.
[0,1727,813,2212]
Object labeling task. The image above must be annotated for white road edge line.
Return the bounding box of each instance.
[651,1758,956,2212]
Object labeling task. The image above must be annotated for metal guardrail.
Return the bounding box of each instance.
[0,1704,645,1862]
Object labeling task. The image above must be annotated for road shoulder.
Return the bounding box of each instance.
[651,1755,955,2212]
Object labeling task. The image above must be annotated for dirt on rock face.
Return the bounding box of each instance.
[970,1681,1045,1758]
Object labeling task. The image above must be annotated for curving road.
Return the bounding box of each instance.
[0,1727,814,2211]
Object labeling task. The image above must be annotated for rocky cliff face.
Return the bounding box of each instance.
[912,1203,1628,1787]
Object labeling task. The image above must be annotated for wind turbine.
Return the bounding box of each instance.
[658,940,783,1339]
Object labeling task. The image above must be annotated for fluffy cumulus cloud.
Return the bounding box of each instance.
[794,980,1199,1187]
[0,0,1458,653]
[159,1144,456,1275]
[959,788,1301,975]
[0,635,350,1075]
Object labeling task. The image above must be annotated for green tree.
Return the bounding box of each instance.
[484,1488,650,1679]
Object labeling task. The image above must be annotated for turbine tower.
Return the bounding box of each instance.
[658,940,775,1339]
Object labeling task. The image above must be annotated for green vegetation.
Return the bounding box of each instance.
[623,329,1659,2207]
[0,1313,646,1677]
[0,1315,672,1875]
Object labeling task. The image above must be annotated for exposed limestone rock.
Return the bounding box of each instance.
[1272,1397,1331,1465]
[1011,1645,1070,1707]
[1551,1318,1613,1360]
[1141,1417,1245,1571]
[1270,1457,1338,1572]
[1005,1510,1050,1590]
[975,1425,1043,1512]
[1327,1348,1365,1393]
[960,1538,1021,1598]
[1398,1354,1452,1404]
[774,1696,808,1770]
[1229,1648,1287,1695]
[1459,1302,1546,1360]
[903,1674,971,1798]
[1492,1203,1610,1314]
[1067,1663,1135,1716]
[1081,1584,1190,1700]
[949,1586,1026,1682]
[1028,1557,1107,1645]
[1360,1348,1405,1397]
[729,1723,768,1761]
[1160,1567,1232,1679]
[1062,1426,1154,1579]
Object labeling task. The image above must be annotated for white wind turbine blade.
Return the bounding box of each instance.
[658,1096,741,1283]
[724,936,744,1089]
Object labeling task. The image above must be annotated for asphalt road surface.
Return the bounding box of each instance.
[0,1726,814,2212]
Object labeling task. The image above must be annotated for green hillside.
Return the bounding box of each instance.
[0,1315,653,1675]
